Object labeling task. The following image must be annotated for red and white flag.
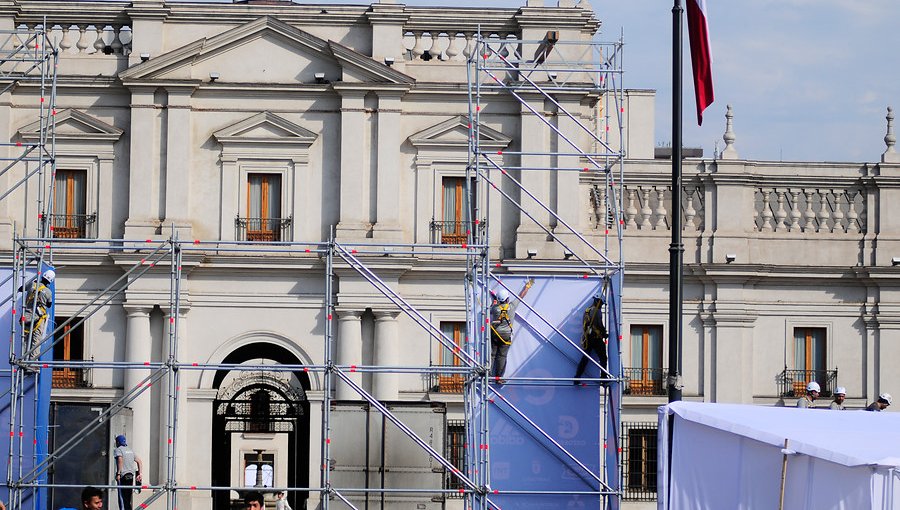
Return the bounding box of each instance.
[686,0,714,125]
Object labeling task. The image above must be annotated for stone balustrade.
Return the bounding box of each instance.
[49,24,132,56]
[400,31,520,63]
[753,187,866,234]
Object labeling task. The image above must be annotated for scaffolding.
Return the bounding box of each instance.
[2,24,626,510]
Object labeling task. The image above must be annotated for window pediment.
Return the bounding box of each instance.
[214,112,318,158]
[409,115,512,152]
[17,109,123,144]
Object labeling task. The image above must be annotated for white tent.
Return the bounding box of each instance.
[658,402,900,509]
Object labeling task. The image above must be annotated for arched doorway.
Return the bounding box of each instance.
[211,343,311,510]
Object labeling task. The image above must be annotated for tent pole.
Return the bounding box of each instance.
[778,438,789,510]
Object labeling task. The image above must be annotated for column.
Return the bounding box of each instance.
[373,311,400,401]
[124,306,153,479]
[163,87,193,238]
[373,91,403,240]
[554,98,587,259]
[336,310,363,400]
[124,87,159,239]
[334,87,369,240]
[515,95,552,258]
[0,89,12,250]
[159,310,188,484]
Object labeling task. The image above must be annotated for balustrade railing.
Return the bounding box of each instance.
[621,184,705,232]
[754,187,866,233]
[49,213,96,239]
[623,367,666,396]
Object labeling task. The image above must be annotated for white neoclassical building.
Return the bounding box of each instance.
[1,1,899,510]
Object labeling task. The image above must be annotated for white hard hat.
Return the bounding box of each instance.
[41,269,55,282]
[495,288,510,302]
[806,381,821,393]
[834,386,846,396]
[880,393,893,405]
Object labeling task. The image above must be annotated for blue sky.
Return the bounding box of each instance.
[195,0,900,162]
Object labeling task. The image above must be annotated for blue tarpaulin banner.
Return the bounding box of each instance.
[1,266,54,509]
[473,274,621,510]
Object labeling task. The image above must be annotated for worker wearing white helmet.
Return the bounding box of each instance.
[866,393,892,412]
[796,381,820,408]
[829,386,847,410]
[488,278,535,382]
[20,267,55,349]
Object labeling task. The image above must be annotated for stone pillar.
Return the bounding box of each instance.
[336,310,363,400]
[373,311,400,400]
[124,306,153,477]
[159,310,188,483]
[554,98,587,259]
[710,295,757,404]
[124,87,159,239]
[97,154,116,239]
[0,89,12,250]
[373,92,403,240]
[334,88,369,240]
[515,95,552,258]
[163,87,194,238]
[127,1,167,67]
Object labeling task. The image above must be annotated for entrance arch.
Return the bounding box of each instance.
[210,342,311,510]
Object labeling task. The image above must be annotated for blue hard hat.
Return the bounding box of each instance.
[115,434,127,446]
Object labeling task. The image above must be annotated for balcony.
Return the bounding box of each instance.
[49,214,96,239]
[429,372,464,393]
[235,216,292,242]
[429,220,481,245]
[777,368,838,398]
[52,368,89,389]
[623,367,666,397]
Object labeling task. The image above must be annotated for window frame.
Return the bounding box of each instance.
[622,422,658,502]
[51,316,87,389]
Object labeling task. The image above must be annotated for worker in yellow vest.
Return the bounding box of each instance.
[21,269,55,350]
[489,278,534,382]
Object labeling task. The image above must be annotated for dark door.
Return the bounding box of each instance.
[49,403,109,509]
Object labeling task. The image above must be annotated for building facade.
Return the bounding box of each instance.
[0,1,898,509]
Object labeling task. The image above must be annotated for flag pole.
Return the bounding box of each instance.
[668,0,684,404]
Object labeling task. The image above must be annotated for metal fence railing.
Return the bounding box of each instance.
[777,368,838,398]
[623,367,667,396]
[429,220,483,245]
[235,216,292,242]
[622,421,658,502]
[49,213,96,239]
[51,368,90,389]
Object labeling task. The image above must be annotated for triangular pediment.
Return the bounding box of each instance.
[119,16,413,85]
[213,112,318,147]
[409,116,512,150]
[17,109,123,143]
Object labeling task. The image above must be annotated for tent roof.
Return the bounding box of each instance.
[664,401,900,468]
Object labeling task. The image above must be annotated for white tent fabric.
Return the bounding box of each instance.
[658,402,900,510]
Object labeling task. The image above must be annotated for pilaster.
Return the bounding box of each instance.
[372,92,403,241]
[163,87,195,238]
[124,86,161,239]
[335,309,363,400]
[334,88,369,240]
[373,310,400,400]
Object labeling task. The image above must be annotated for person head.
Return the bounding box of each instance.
[495,288,510,303]
[81,486,103,510]
[115,434,127,447]
[833,386,846,405]
[806,381,820,400]
[878,393,893,410]
[244,491,265,510]
[276,491,285,499]
[41,269,55,283]
[593,292,604,304]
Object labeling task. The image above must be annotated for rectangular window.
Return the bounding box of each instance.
[51,317,86,389]
[445,420,466,497]
[793,327,827,395]
[436,322,465,393]
[52,170,90,239]
[628,325,663,395]
[623,422,658,501]
[243,452,275,488]
[439,177,476,244]
[246,173,283,241]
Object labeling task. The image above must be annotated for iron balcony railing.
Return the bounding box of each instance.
[235,216,292,242]
[429,372,464,394]
[623,367,667,396]
[429,220,484,245]
[51,367,90,389]
[49,213,96,239]
[777,368,838,398]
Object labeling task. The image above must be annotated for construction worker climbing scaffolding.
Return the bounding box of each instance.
[489,278,535,382]
[20,268,54,356]
[574,291,608,384]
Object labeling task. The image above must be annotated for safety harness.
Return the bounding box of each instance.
[22,283,49,335]
[490,303,512,345]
